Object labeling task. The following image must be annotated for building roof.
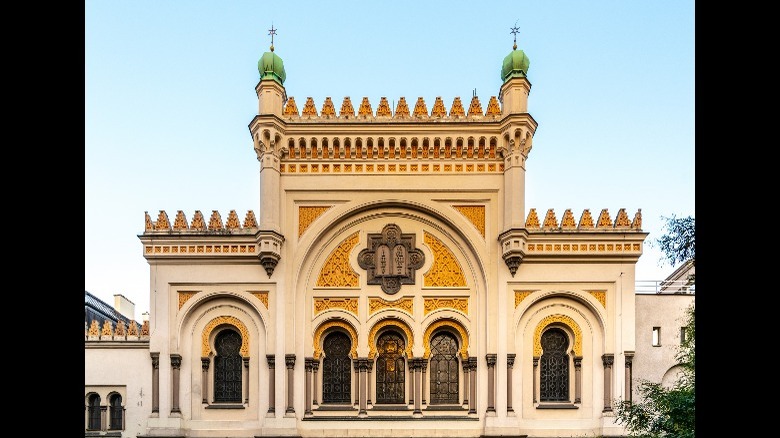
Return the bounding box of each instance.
[84,290,134,327]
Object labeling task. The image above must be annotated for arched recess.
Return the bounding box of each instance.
[423,318,470,360]
[313,319,359,359]
[202,315,250,357]
[514,290,607,334]
[177,290,270,347]
[533,314,582,357]
[368,317,414,359]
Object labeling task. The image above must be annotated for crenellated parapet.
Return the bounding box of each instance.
[85,318,150,343]
[282,95,503,121]
[524,208,642,231]
[251,93,537,167]
[500,208,646,276]
[143,210,258,234]
[140,209,265,262]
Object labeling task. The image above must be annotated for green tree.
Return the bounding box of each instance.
[614,215,695,437]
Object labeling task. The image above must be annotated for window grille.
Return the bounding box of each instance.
[322,331,352,403]
[539,328,570,402]
[214,329,243,402]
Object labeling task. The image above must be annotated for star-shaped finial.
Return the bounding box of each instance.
[510,22,520,50]
[268,24,277,51]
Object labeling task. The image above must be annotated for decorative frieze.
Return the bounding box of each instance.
[368,296,414,316]
[313,298,358,316]
[423,297,468,315]
[201,316,249,357]
[533,314,582,356]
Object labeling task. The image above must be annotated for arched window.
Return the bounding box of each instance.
[375,330,406,404]
[108,394,123,430]
[213,328,243,403]
[322,331,352,403]
[87,393,101,430]
[540,327,570,402]
[429,331,460,404]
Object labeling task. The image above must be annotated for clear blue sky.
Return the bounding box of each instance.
[85,1,695,320]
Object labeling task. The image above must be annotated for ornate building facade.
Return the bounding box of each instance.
[85,35,652,438]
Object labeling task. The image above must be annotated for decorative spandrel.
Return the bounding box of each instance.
[357,224,425,295]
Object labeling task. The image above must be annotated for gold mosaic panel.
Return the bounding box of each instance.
[317,232,360,287]
[533,314,582,356]
[250,291,269,309]
[423,232,466,287]
[514,290,534,307]
[422,319,469,359]
[178,291,197,309]
[453,205,485,237]
[313,320,358,359]
[299,206,332,237]
[368,297,414,316]
[202,316,249,357]
[314,298,358,316]
[423,297,468,315]
[586,290,606,308]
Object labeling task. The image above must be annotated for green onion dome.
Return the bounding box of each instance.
[501,45,530,82]
[258,45,286,85]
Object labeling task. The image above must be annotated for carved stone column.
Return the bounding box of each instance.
[366,360,373,407]
[462,358,469,409]
[574,356,583,403]
[468,357,477,415]
[201,357,210,404]
[358,359,369,417]
[625,353,634,403]
[354,360,360,407]
[170,354,182,414]
[266,355,275,415]
[408,358,414,407]
[506,354,515,413]
[151,353,160,413]
[421,360,428,407]
[285,354,296,414]
[312,359,320,407]
[243,357,250,404]
[412,359,422,417]
[532,357,539,403]
[486,354,497,414]
[602,354,614,412]
[304,358,314,416]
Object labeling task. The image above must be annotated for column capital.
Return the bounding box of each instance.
[201,357,210,370]
[151,352,160,369]
[285,354,296,369]
[358,358,370,371]
[468,356,478,370]
[170,354,182,369]
[602,354,614,367]
[486,353,497,367]
[266,354,275,368]
[507,353,516,368]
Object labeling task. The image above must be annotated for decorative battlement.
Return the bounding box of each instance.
[85,319,150,342]
[282,95,502,122]
[525,208,642,231]
[143,210,258,234]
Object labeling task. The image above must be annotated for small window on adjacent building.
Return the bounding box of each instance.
[652,327,661,346]
[680,327,687,345]
[109,393,124,430]
[87,393,101,430]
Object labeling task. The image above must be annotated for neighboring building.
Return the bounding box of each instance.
[84,34,676,438]
[633,262,695,397]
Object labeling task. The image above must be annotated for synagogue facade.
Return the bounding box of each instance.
[85,35,650,438]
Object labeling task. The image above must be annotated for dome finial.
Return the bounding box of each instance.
[510,21,520,50]
[268,23,277,52]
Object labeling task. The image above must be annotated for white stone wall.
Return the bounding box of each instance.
[84,345,151,438]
